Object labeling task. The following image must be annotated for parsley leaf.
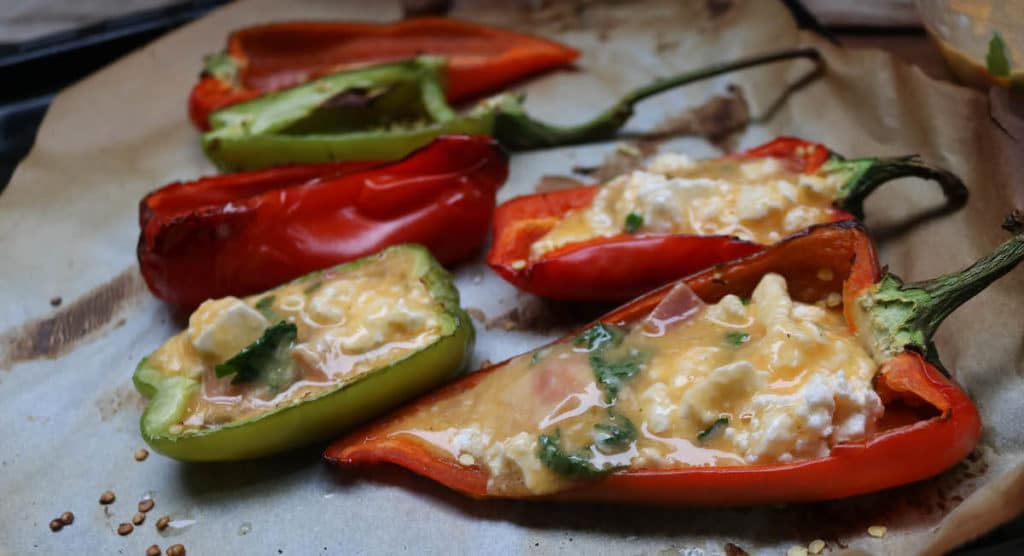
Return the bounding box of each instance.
[697,417,729,443]
[593,412,636,454]
[537,430,622,478]
[574,323,621,351]
[624,212,644,233]
[215,321,297,385]
[302,281,323,295]
[590,354,642,402]
[254,295,279,321]
[725,331,750,346]
[987,32,1011,77]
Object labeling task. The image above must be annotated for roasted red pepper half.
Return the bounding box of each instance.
[487,137,967,301]
[138,135,507,309]
[326,214,1024,505]
[188,18,580,130]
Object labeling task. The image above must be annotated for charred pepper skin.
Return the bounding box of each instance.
[188,18,581,130]
[327,216,1024,505]
[138,135,508,310]
[201,49,823,171]
[134,245,475,462]
[486,137,968,302]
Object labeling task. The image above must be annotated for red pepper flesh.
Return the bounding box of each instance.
[326,222,982,505]
[487,137,850,302]
[189,18,580,130]
[138,135,508,309]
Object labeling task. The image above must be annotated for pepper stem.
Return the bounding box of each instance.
[829,155,969,220]
[493,47,821,149]
[863,210,1024,366]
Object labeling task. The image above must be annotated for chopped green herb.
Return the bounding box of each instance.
[697,417,729,443]
[741,297,751,306]
[590,353,642,403]
[215,321,297,385]
[593,412,636,454]
[537,430,621,478]
[725,331,750,346]
[302,281,323,295]
[529,349,549,365]
[624,212,644,233]
[254,295,279,321]
[987,32,1011,77]
[574,323,621,351]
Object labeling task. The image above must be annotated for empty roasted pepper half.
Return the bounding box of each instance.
[138,134,507,310]
[189,18,580,130]
[202,49,820,171]
[134,244,474,461]
[326,214,1024,504]
[487,136,968,301]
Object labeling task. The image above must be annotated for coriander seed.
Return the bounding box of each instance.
[117,523,134,536]
[133,512,146,525]
[59,511,74,525]
[155,515,170,531]
[166,543,186,556]
[49,519,64,532]
[146,545,161,556]
[139,498,155,513]
[135,449,149,461]
[99,490,116,504]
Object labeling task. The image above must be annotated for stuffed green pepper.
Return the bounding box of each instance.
[133,244,474,461]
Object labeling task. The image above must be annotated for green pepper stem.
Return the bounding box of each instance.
[494,47,821,149]
[907,210,1024,339]
[866,210,1024,364]
[833,155,969,220]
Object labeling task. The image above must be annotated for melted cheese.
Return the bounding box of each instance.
[386,273,882,495]
[530,152,844,258]
[147,249,442,429]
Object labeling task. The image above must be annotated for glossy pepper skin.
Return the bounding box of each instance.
[188,18,580,130]
[134,244,474,462]
[326,217,1024,504]
[202,49,822,171]
[138,135,508,310]
[487,137,968,302]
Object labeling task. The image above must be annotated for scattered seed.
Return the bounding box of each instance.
[59,511,74,525]
[511,259,526,270]
[135,449,149,462]
[808,539,826,554]
[49,519,64,532]
[457,453,475,466]
[139,499,155,513]
[146,545,162,556]
[50,296,62,307]
[825,292,842,307]
[118,523,134,536]
[133,512,146,525]
[868,525,887,538]
[99,491,116,505]
[166,543,186,556]
[156,516,170,531]
[787,546,808,556]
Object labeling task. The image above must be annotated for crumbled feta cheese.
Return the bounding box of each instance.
[680,361,769,426]
[486,432,554,493]
[640,382,674,434]
[647,152,696,176]
[783,206,822,232]
[188,297,269,362]
[737,185,785,220]
[705,294,748,326]
[739,158,782,179]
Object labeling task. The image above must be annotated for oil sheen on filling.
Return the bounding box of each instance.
[530,151,844,259]
[388,273,882,495]
[146,249,442,430]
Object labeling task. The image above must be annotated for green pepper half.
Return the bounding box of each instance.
[203,49,821,171]
[133,244,474,461]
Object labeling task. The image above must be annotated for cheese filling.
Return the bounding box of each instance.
[147,249,442,430]
[388,273,882,495]
[530,151,844,259]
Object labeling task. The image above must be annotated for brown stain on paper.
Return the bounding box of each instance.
[0,268,147,370]
[95,382,147,421]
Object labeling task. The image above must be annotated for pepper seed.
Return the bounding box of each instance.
[117,523,134,536]
[49,519,64,532]
[146,546,161,556]
[133,512,146,525]
[99,490,116,504]
[155,515,170,531]
[166,543,186,556]
[59,511,74,525]
[138,498,155,513]
[135,449,149,462]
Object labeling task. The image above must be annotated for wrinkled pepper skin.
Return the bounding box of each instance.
[139,135,507,309]
[189,18,579,130]
[487,137,967,302]
[134,245,474,462]
[326,222,984,505]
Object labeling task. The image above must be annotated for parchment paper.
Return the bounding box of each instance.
[1,1,1021,554]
